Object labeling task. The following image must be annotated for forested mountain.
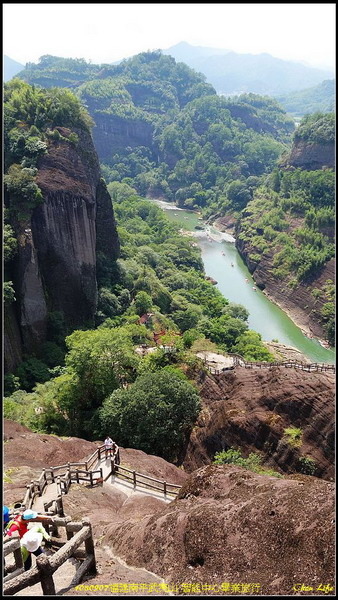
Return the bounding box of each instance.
[163,42,333,96]
[17,52,295,216]
[234,112,335,343]
[285,112,335,170]
[277,80,335,117]
[4,77,274,431]
[3,55,25,82]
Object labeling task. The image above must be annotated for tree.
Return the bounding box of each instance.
[222,302,249,321]
[227,180,252,209]
[134,291,153,316]
[59,326,144,436]
[233,331,274,361]
[99,367,201,461]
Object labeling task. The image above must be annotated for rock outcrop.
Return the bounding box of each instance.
[3,419,187,507]
[103,464,335,595]
[287,140,335,170]
[182,367,335,480]
[4,421,334,596]
[92,113,155,162]
[5,126,120,365]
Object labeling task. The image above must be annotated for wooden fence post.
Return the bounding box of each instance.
[66,523,74,541]
[58,495,64,518]
[133,471,137,489]
[97,447,101,461]
[36,554,56,595]
[82,519,97,574]
[163,481,167,497]
[76,469,79,484]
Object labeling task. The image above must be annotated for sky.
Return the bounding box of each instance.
[3,3,336,71]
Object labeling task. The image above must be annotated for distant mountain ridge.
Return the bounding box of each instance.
[163,42,333,97]
[277,79,335,117]
[3,55,25,82]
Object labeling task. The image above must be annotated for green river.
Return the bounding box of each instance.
[149,199,335,364]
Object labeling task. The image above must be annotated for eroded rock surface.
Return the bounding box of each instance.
[183,367,335,480]
[103,465,335,596]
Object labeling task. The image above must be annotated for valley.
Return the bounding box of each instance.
[148,198,335,363]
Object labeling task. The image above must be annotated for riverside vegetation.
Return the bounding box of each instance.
[236,113,335,344]
[4,59,335,462]
[16,53,334,342]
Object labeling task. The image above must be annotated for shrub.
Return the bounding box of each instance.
[298,456,317,476]
[3,281,16,304]
[213,448,282,477]
[15,358,51,391]
[283,427,302,447]
[4,373,21,396]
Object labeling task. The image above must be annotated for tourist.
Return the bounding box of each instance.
[3,506,11,533]
[4,509,50,540]
[20,524,51,571]
[104,436,113,459]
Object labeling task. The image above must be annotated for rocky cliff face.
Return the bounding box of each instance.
[5,126,119,366]
[4,305,23,373]
[92,113,155,162]
[183,367,335,480]
[287,140,335,170]
[236,235,334,339]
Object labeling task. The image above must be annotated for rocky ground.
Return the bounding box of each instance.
[100,465,335,596]
[3,370,335,597]
[264,341,311,363]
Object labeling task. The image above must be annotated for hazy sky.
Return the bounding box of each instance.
[3,3,336,70]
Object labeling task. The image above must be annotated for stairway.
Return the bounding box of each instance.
[31,482,58,512]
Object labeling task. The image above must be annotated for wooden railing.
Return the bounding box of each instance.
[43,496,64,517]
[19,444,180,513]
[204,353,335,375]
[108,463,181,498]
[3,516,96,596]
[21,446,109,510]
[3,535,24,583]
[4,447,181,594]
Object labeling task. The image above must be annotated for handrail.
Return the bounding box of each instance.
[107,463,180,497]
[3,517,96,596]
[204,353,336,374]
[15,444,182,515]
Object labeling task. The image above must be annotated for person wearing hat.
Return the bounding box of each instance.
[20,524,51,570]
[4,509,49,540]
